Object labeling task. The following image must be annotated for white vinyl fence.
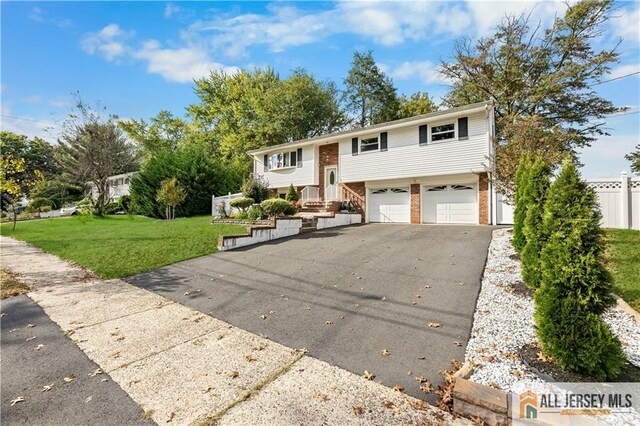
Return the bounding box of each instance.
[211,192,243,216]
[496,171,640,230]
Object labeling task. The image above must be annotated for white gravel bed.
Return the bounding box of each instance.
[465,228,640,425]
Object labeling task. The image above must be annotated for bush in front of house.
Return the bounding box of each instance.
[117,195,132,213]
[229,197,255,212]
[285,184,299,202]
[241,175,270,204]
[512,156,532,252]
[520,157,551,288]
[534,159,624,380]
[247,205,265,221]
[260,198,295,217]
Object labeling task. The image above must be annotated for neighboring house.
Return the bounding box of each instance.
[249,101,498,225]
[87,172,137,203]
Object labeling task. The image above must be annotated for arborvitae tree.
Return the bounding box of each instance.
[534,160,624,379]
[521,157,552,288]
[285,184,299,202]
[512,157,532,252]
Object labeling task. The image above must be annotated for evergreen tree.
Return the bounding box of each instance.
[535,159,623,379]
[285,184,299,202]
[521,157,552,288]
[512,157,531,252]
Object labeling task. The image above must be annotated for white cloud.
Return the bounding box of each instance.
[29,7,44,23]
[23,95,42,104]
[388,60,450,85]
[609,63,640,80]
[81,24,237,83]
[0,108,59,143]
[611,4,640,46]
[133,40,238,83]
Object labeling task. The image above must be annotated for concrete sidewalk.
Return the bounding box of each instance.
[0,236,469,425]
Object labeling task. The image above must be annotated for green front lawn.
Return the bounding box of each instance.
[0,215,245,279]
[605,229,640,311]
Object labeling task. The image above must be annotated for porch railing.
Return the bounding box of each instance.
[301,186,320,204]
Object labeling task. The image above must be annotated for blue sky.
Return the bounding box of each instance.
[1,1,639,177]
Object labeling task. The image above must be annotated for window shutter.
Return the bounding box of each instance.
[290,151,297,167]
[380,132,388,151]
[297,148,303,167]
[352,137,358,156]
[458,117,468,140]
[419,125,428,145]
[263,154,269,172]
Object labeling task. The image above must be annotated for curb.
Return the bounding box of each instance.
[614,294,640,325]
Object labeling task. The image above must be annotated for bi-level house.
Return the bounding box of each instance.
[248,101,498,225]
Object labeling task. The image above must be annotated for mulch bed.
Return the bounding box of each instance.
[519,343,640,382]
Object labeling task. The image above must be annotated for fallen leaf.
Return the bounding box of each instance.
[27,324,35,328]
[417,355,426,360]
[427,322,441,328]
[64,374,75,383]
[312,391,329,401]
[363,370,375,380]
[260,315,267,320]
[420,381,433,394]
[383,401,395,409]
[245,354,257,362]
[101,378,108,383]
[325,320,333,325]
[9,328,18,333]
[108,351,120,359]
[306,306,312,311]
[393,384,404,392]
[454,341,462,347]
[89,368,103,377]
[184,291,191,296]
[26,336,36,341]
[42,384,54,392]
[10,397,24,406]
[85,396,92,403]
[35,344,45,351]
[489,382,501,390]
[64,330,75,337]
[381,348,390,356]
[229,371,239,379]
[415,375,427,383]
[381,296,388,301]
[166,412,175,422]
[352,405,365,415]
[406,371,412,376]
[201,384,214,394]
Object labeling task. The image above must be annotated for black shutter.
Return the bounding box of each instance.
[263,154,269,172]
[380,132,388,151]
[290,151,297,167]
[419,125,428,145]
[458,117,468,140]
[296,148,302,167]
[352,137,358,156]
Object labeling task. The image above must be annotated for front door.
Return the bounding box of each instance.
[324,167,338,201]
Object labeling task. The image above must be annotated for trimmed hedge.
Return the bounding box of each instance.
[260,198,295,217]
[229,197,254,212]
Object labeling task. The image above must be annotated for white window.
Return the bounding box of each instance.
[268,151,297,170]
[430,123,455,142]
[360,136,379,153]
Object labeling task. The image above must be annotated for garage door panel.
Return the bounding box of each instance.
[369,188,410,223]
[423,184,477,224]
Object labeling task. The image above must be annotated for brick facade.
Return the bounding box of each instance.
[318,143,339,200]
[341,182,366,223]
[478,172,489,225]
[410,184,421,224]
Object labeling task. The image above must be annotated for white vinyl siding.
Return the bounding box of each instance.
[253,145,316,188]
[339,112,488,183]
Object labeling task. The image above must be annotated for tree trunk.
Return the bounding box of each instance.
[12,203,17,231]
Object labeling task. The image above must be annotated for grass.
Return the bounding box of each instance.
[0,215,245,279]
[605,229,640,311]
[0,268,30,299]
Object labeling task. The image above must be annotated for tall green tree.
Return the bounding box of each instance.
[626,145,640,174]
[440,0,621,195]
[512,156,532,253]
[119,111,189,161]
[521,157,552,288]
[398,92,438,118]
[0,131,58,188]
[57,97,137,215]
[343,50,401,127]
[535,159,623,379]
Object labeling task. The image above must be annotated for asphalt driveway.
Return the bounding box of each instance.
[126,224,493,402]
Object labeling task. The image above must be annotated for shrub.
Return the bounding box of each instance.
[229,197,255,212]
[216,202,229,218]
[41,206,52,213]
[117,195,132,213]
[513,156,532,252]
[130,146,239,218]
[77,197,95,216]
[29,197,55,211]
[247,205,264,221]
[534,159,624,379]
[241,175,270,204]
[285,184,299,202]
[260,198,294,217]
[234,211,249,220]
[521,157,551,288]
[104,202,121,215]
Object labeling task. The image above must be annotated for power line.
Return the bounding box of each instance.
[0,114,54,124]
[592,71,640,86]
[606,110,640,118]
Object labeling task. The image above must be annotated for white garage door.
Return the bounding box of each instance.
[423,184,477,224]
[369,188,410,223]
